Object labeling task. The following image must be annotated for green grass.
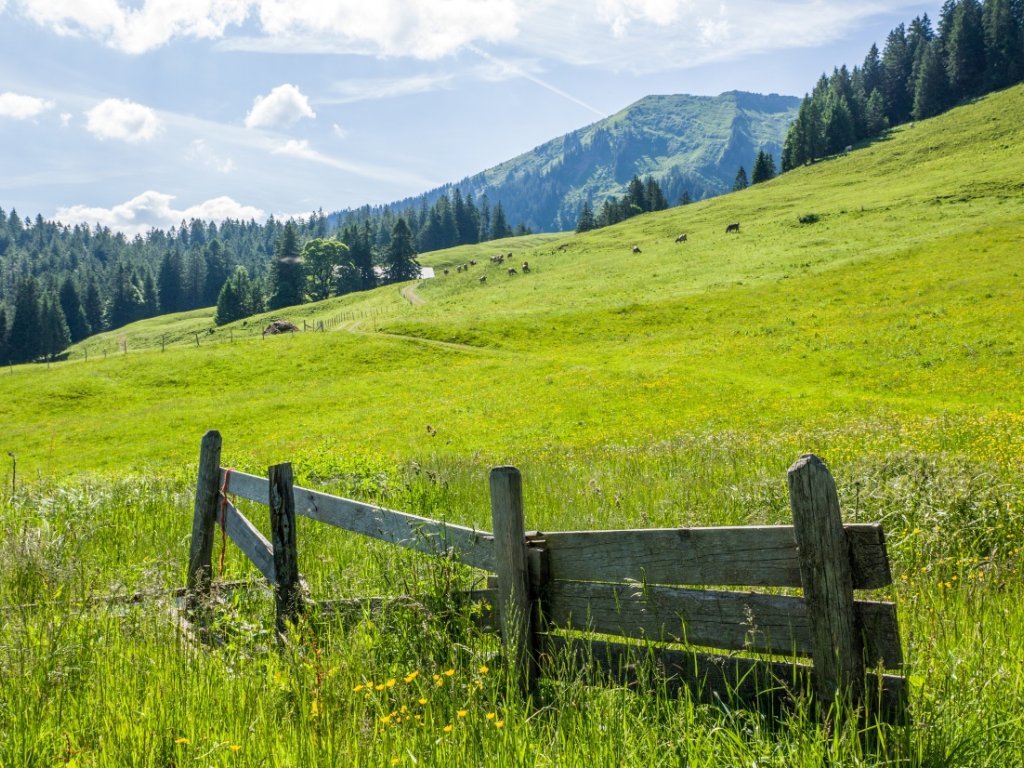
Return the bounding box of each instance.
[2,86,1024,765]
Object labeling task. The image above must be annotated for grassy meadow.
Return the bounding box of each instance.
[1,86,1024,765]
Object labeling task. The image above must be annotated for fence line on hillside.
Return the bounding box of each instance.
[63,305,402,364]
[186,430,906,720]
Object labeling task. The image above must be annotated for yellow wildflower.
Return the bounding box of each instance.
[443,724,453,733]
[404,671,420,684]
[457,710,468,718]
[175,737,190,745]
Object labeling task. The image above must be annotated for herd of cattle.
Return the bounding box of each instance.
[438,222,742,284]
[442,252,531,282]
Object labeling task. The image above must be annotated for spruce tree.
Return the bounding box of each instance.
[576,201,597,233]
[865,89,890,135]
[490,202,512,240]
[59,275,91,342]
[947,0,987,99]
[8,276,42,363]
[0,307,7,365]
[733,166,749,191]
[40,292,71,361]
[157,250,184,313]
[83,277,105,335]
[913,39,950,119]
[268,221,304,309]
[983,0,1024,89]
[383,218,420,283]
[645,176,669,211]
[881,24,913,124]
[751,150,777,183]
[215,266,255,325]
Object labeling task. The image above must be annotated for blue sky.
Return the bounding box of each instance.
[0,1,935,234]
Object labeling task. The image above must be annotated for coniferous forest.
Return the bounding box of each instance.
[781,0,1024,168]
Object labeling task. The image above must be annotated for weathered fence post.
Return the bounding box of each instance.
[787,453,864,708]
[186,430,222,608]
[490,466,536,694]
[269,462,304,632]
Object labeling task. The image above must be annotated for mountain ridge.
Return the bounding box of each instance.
[332,90,800,233]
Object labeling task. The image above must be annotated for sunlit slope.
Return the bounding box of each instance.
[3,85,1023,476]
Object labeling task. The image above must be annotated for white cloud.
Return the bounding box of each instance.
[597,0,681,37]
[187,138,235,173]
[60,112,73,127]
[55,190,265,235]
[244,83,315,129]
[11,0,928,74]
[332,123,348,139]
[85,98,160,142]
[254,0,521,59]
[18,0,251,54]
[0,91,55,119]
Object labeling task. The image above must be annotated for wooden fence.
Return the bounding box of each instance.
[186,430,906,718]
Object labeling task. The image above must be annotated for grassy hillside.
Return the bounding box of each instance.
[2,86,1024,766]
[4,85,1021,478]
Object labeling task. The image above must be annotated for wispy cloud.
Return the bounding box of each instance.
[465,44,606,118]
[0,91,55,120]
[271,138,436,188]
[325,74,454,105]
[187,139,235,173]
[85,98,161,142]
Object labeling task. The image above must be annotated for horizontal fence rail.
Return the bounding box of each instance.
[223,469,496,572]
[540,524,892,589]
[542,580,902,667]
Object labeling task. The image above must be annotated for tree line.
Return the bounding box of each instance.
[782,0,1024,169]
[214,218,420,325]
[575,174,671,233]
[0,204,432,364]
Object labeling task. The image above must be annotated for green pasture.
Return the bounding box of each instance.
[1,86,1024,765]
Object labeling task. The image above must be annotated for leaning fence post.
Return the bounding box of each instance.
[787,453,864,708]
[489,466,536,694]
[186,430,222,608]
[269,462,303,632]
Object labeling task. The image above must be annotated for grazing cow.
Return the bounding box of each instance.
[478,275,487,283]
[675,233,688,243]
[632,245,642,254]
[725,222,740,233]
[507,267,518,276]
[469,260,477,266]
[521,261,531,273]
[443,268,449,276]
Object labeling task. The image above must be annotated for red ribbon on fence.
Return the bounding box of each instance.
[218,467,234,578]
